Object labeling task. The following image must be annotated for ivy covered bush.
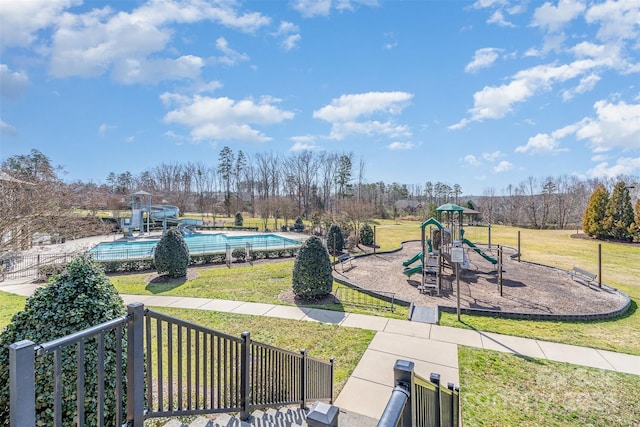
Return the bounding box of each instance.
[359,223,374,246]
[0,254,126,426]
[154,227,189,277]
[292,236,333,300]
[326,224,344,255]
[234,212,244,226]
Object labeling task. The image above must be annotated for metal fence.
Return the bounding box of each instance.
[1,251,78,280]
[377,360,460,427]
[334,285,396,312]
[10,303,334,427]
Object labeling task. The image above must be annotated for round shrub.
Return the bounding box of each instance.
[0,254,125,426]
[292,236,333,300]
[294,216,304,232]
[154,227,189,278]
[234,211,244,226]
[232,247,246,261]
[359,223,374,246]
[326,224,344,255]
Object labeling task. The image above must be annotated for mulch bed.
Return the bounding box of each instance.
[334,241,628,315]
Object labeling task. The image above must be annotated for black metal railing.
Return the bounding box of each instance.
[1,252,77,279]
[334,285,396,312]
[9,303,334,426]
[378,360,460,427]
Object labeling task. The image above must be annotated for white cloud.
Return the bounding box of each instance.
[487,10,515,27]
[464,155,481,166]
[0,119,18,136]
[493,160,513,172]
[575,100,640,152]
[275,22,301,51]
[465,48,501,73]
[162,94,294,143]
[291,0,332,17]
[585,0,640,42]
[98,123,112,136]
[451,56,620,129]
[562,74,600,101]
[0,0,80,49]
[482,151,504,161]
[387,141,415,150]
[0,64,30,100]
[531,0,585,33]
[46,1,268,82]
[313,91,413,140]
[515,132,569,154]
[290,141,321,151]
[112,55,204,84]
[212,37,250,66]
[588,157,640,178]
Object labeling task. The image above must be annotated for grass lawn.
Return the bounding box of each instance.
[459,346,640,426]
[0,290,26,331]
[109,261,410,319]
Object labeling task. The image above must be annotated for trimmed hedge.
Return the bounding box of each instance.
[326,224,344,255]
[154,227,189,278]
[359,223,374,246]
[292,236,333,299]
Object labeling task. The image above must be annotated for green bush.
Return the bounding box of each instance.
[292,236,333,299]
[38,262,66,279]
[0,254,126,426]
[294,216,304,232]
[359,223,374,246]
[232,247,247,261]
[153,227,189,278]
[326,224,344,255]
[234,212,244,226]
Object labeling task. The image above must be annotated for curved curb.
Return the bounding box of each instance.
[335,241,633,322]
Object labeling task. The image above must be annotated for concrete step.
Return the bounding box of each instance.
[160,405,378,427]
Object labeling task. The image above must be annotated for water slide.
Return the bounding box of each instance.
[149,205,180,220]
[403,251,422,267]
[462,238,497,264]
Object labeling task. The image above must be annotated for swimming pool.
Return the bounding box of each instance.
[88,233,302,260]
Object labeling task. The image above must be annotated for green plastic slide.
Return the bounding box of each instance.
[402,265,423,277]
[402,252,423,267]
[462,238,497,264]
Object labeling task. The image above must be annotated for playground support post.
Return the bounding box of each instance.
[498,245,503,296]
[456,263,460,322]
[598,243,602,288]
[488,224,492,249]
[373,226,377,255]
[517,231,521,262]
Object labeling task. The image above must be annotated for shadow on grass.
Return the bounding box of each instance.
[145,275,188,293]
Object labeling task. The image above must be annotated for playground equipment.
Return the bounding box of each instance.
[120,191,203,237]
[402,203,497,295]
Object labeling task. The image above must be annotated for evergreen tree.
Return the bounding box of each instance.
[292,236,333,299]
[326,224,344,255]
[633,199,640,242]
[583,184,609,239]
[604,182,634,241]
[359,223,374,246]
[234,211,244,226]
[154,227,190,277]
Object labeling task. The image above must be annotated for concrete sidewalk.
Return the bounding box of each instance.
[2,281,638,420]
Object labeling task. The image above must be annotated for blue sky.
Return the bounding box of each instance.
[1,0,639,195]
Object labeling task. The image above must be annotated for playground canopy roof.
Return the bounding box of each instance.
[436,203,464,212]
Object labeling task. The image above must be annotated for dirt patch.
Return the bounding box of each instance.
[335,241,628,315]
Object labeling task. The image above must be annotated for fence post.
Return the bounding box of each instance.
[300,349,307,409]
[127,303,145,427]
[395,359,414,427]
[329,358,335,404]
[240,332,251,421]
[10,340,36,427]
[447,383,455,427]
[430,373,441,427]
